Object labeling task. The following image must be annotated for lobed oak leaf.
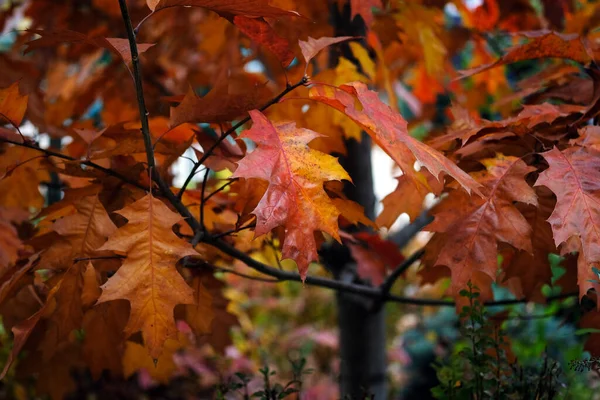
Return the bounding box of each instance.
[24,29,154,64]
[149,0,299,18]
[170,80,270,128]
[299,36,356,65]
[0,81,28,127]
[501,187,556,300]
[233,16,294,67]
[309,82,482,197]
[0,146,50,210]
[232,110,350,279]
[535,146,600,301]
[377,170,443,228]
[459,31,600,79]
[97,193,197,359]
[423,155,537,297]
[82,301,128,379]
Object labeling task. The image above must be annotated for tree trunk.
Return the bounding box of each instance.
[323,4,386,395]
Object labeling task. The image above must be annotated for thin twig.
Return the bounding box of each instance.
[0,137,148,192]
[118,0,203,235]
[380,249,425,296]
[199,167,210,230]
[176,76,308,200]
[211,223,256,240]
[205,178,237,202]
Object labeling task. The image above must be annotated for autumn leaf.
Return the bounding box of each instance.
[348,233,405,285]
[309,82,482,196]
[459,31,600,79]
[350,0,382,28]
[377,170,443,228]
[24,29,154,64]
[97,193,197,359]
[149,0,299,18]
[299,36,356,65]
[170,80,270,127]
[0,82,28,127]
[234,16,294,67]
[423,155,537,296]
[535,146,600,301]
[232,110,350,279]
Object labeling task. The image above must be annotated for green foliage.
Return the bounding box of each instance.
[431,282,593,400]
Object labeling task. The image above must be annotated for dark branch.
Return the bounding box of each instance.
[118,0,203,235]
[207,236,578,307]
[380,249,425,296]
[0,137,148,192]
[199,167,210,231]
[205,178,238,202]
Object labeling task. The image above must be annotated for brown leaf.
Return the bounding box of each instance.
[309,82,482,197]
[234,16,294,67]
[459,31,600,79]
[535,146,600,301]
[299,36,355,64]
[25,29,154,64]
[0,81,28,127]
[423,155,537,297]
[97,193,197,359]
[150,0,299,18]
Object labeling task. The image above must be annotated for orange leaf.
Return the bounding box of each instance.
[0,82,28,127]
[150,0,299,18]
[97,193,197,359]
[309,82,482,197]
[535,146,600,302]
[232,110,350,279]
[299,36,355,64]
[424,155,537,297]
[459,31,600,79]
[24,29,154,64]
[234,16,294,67]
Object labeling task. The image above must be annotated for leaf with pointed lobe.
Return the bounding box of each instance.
[0,146,50,210]
[0,284,59,379]
[299,36,356,65]
[82,301,128,379]
[170,80,270,128]
[232,110,350,279]
[535,146,600,301]
[0,207,28,272]
[97,193,197,359]
[459,31,600,79]
[150,0,299,18]
[309,82,482,197]
[423,155,537,297]
[377,170,443,228]
[0,81,28,127]
[24,30,154,64]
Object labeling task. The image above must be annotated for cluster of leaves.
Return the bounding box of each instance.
[0,0,600,398]
[431,282,583,400]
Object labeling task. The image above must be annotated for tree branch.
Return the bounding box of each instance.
[118,0,202,235]
[0,137,148,192]
[206,236,578,307]
[176,76,308,199]
[380,249,425,296]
